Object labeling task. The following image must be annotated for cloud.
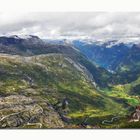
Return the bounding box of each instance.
[0,12,140,39]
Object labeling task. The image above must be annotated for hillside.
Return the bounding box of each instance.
[0,53,138,128]
[0,36,112,87]
[0,36,140,128]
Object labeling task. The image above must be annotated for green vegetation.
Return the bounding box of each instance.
[0,53,140,128]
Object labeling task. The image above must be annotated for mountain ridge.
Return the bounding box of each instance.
[0,35,140,128]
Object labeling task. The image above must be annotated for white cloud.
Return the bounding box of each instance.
[0,12,140,39]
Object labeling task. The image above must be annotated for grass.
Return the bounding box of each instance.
[0,54,140,128]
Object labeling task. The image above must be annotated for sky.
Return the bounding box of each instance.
[0,12,140,39]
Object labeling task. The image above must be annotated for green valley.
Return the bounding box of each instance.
[0,52,139,128]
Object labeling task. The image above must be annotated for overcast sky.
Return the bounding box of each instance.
[0,12,140,39]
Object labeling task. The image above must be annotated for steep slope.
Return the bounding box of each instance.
[72,39,140,85]
[72,40,131,70]
[0,36,111,87]
[0,53,134,128]
[107,45,140,85]
[0,36,140,128]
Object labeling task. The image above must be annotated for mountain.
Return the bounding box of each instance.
[71,39,140,84]
[0,53,132,128]
[44,38,140,71]
[44,38,140,85]
[72,39,135,70]
[0,35,140,128]
[0,35,112,87]
[0,53,97,128]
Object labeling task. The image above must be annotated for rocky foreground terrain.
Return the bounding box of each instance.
[0,53,102,128]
